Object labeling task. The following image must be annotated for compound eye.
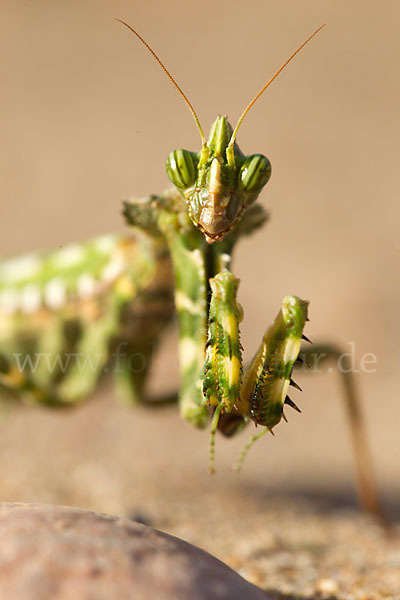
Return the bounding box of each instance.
[238,154,271,193]
[166,149,196,189]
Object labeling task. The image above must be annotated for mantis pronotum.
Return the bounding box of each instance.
[0,21,387,524]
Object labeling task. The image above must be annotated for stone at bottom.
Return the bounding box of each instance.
[0,502,269,600]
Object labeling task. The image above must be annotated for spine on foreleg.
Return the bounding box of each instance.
[232,296,308,471]
[241,296,308,429]
[241,295,308,429]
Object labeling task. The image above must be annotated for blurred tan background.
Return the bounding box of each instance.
[0,0,398,522]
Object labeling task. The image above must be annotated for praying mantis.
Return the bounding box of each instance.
[0,20,387,525]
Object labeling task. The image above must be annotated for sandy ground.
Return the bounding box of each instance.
[0,384,399,600]
[0,1,399,598]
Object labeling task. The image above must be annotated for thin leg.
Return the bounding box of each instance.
[298,344,390,528]
[209,404,223,474]
[233,427,270,473]
[0,352,76,407]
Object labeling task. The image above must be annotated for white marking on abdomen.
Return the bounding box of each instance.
[20,284,41,314]
[44,277,66,310]
[0,289,18,314]
[101,254,125,284]
[53,244,84,268]
[0,254,41,284]
[77,273,97,298]
[94,235,116,254]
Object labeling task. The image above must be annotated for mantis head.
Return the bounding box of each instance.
[116,20,325,243]
[166,116,271,243]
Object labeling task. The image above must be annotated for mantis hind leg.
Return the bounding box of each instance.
[112,254,176,407]
[0,306,120,407]
[0,352,62,407]
[297,343,389,528]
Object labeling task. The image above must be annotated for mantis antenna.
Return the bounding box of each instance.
[115,19,325,149]
[229,23,326,145]
[115,18,206,146]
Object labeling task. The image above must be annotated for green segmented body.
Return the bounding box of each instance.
[0,227,174,406]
